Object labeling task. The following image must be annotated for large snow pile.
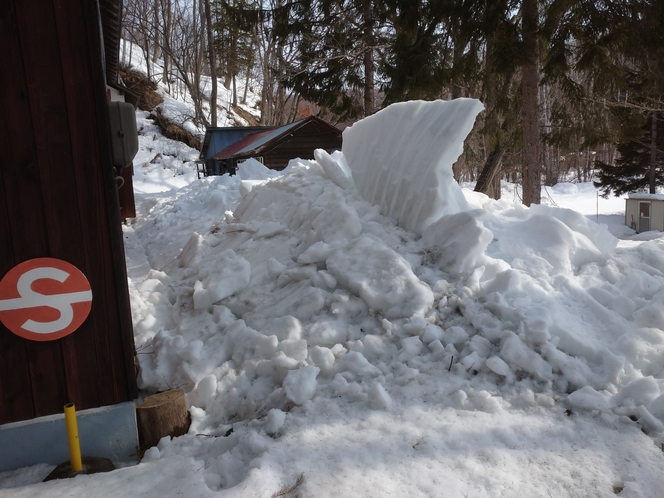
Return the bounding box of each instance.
[4,100,664,497]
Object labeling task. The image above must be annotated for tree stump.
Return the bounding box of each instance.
[136,389,190,450]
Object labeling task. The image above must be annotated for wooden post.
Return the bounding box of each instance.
[136,389,190,450]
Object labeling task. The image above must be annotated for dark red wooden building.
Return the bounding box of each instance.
[198,116,343,176]
[0,0,137,436]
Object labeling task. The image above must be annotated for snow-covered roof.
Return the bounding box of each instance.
[628,193,664,201]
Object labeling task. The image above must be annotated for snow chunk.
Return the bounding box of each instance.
[368,383,392,410]
[265,409,287,435]
[283,365,320,405]
[238,157,281,180]
[190,374,217,407]
[614,377,661,407]
[486,356,514,379]
[530,204,618,254]
[648,394,664,420]
[422,210,494,277]
[500,332,553,382]
[567,386,611,411]
[193,249,251,309]
[422,324,445,344]
[278,339,308,362]
[262,315,303,341]
[327,236,433,319]
[474,390,502,413]
[313,148,355,190]
[399,336,424,360]
[338,351,382,378]
[443,326,470,346]
[309,346,336,376]
[343,98,484,234]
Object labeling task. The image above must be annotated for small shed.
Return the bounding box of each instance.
[198,116,342,176]
[625,193,664,232]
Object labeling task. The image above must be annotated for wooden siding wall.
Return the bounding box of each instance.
[0,0,137,424]
[262,124,343,171]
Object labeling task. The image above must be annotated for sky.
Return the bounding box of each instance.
[2,45,664,498]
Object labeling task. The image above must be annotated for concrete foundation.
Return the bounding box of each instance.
[0,402,138,472]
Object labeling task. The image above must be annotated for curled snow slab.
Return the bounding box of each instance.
[342,98,484,234]
[326,236,434,319]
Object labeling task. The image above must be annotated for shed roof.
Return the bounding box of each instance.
[212,129,275,159]
[200,126,274,161]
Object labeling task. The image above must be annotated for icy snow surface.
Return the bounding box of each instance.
[3,100,664,497]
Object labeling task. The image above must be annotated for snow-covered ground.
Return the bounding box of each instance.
[3,99,664,498]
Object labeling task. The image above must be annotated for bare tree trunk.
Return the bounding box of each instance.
[203,0,217,126]
[288,94,301,122]
[232,73,237,108]
[650,112,657,193]
[161,0,172,89]
[242,70,250,104]
[474,14,516,200]
[521,0,540,206]
[475,144,505,199]
[362,1,374,116]
[152,0,160,73]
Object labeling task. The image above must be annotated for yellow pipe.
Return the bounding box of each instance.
[64,403,83,472]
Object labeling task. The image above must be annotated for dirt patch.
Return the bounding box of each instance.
[233,105,261,126]
[119,67,163,112]
[148,107,202,150]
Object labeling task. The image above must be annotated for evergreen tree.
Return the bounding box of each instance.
[594,113,664,197]
[543,0,664,189]
[214,0,258,108]
[380,0,482,105]
[281,0,388,122]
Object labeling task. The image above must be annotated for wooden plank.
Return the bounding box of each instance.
[119,165,137,219]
